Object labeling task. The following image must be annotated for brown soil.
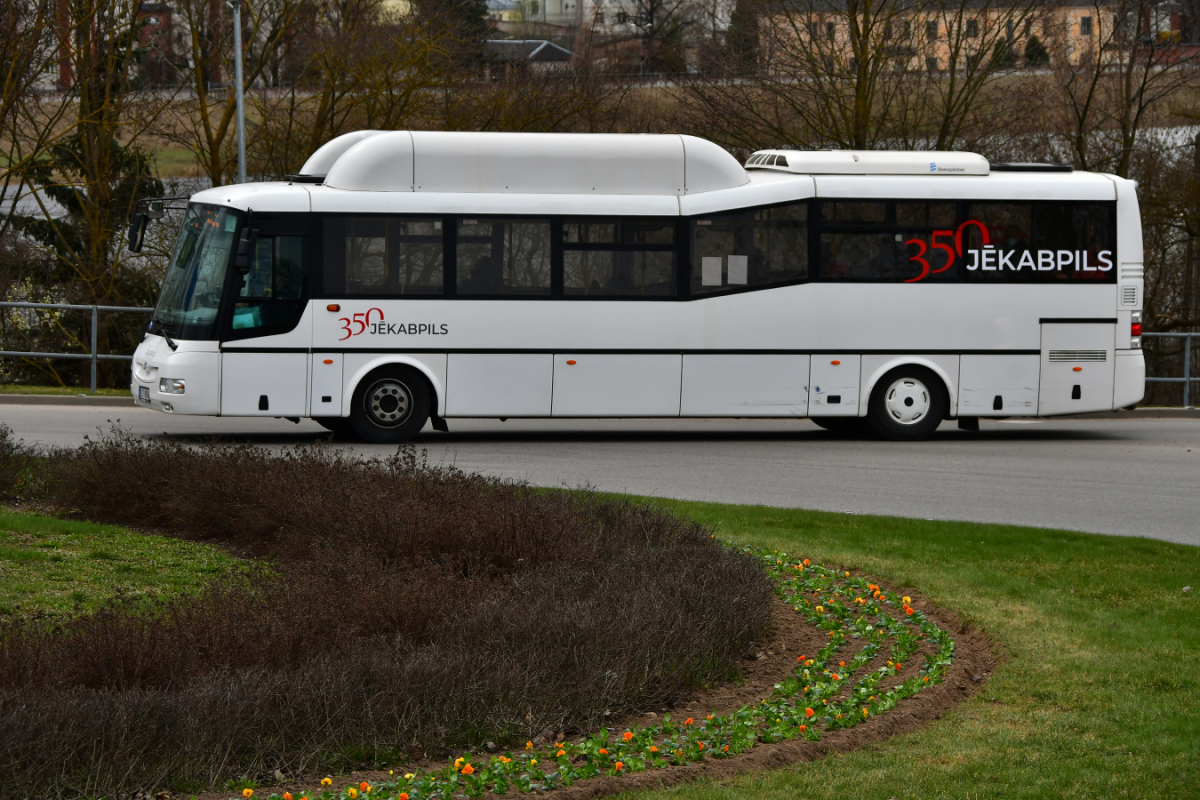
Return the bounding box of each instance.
[193,574,999,800]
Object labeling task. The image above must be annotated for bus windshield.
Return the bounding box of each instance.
[151,204,239,340]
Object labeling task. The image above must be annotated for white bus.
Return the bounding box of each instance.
[129,131,1145,442]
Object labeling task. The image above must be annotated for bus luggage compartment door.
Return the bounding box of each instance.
[552,354,682,417]
[220,351,309,416]
[809,355,860,417]
[1038,323,1115,416]
[680,354,810,417]
[446,354,553,417]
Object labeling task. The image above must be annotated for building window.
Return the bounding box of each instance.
[926,56,940,71]
[1080,16,1093,36]
[925,21,938,41]
[966,18,979,38]
[826,21,836,40]
[616,11,627,24]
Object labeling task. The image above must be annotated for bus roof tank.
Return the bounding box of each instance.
[317,131,749,196]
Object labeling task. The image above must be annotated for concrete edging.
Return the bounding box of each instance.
[0,394,136,407]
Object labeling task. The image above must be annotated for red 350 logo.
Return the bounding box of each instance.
[903,220,990,283]
[338,307,383,341]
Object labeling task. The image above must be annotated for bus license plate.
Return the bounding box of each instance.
[138,386,150,402]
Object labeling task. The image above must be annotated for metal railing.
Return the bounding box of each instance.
[0,301,153,394]
[1142,332,1199,408]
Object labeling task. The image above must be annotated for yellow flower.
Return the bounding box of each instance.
[388,771,394,777]
[815,606,823,612]
[347,790,358,800]
[404,773,415,780]
[903,596,912,604]
[530,759,537,767]
[322,779,332,787]
[243,791,254,799]
[525,741,534,750]
[454,758,464,769]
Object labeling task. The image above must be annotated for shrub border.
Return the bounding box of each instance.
[228,546,955,800]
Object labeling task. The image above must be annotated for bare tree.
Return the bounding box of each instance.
[157,0,300,185]
[1048,0,1198,177]
[13,0,167,387]
[676,0,1039,152]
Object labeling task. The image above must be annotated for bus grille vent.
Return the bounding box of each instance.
[1049,350,1107,362]
[1122,285,1138,306]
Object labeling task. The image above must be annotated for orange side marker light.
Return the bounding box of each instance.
[1073,366,1083,372]
[566,360,577,365]
[831,360,841,365]
[326,304,340,312]
[323,359,334,365]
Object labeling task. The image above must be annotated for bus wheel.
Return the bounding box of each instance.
[349,366,431,444]
[867,366,946,441]
[810,417,869,435]
[313,417,354,437]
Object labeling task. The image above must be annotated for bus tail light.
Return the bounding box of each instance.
[1131,312,1142,349]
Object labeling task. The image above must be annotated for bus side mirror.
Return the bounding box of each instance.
[234,229,258,272]
[127,213,147,252]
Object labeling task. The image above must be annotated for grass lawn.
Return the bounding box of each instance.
[0,509,237,618]
[622,501,1199,800]
[0,384,128,396]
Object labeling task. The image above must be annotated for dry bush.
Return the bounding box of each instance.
[0,428,773,799]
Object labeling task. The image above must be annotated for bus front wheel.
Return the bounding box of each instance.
[349,366,431,444]
[867,366,947,441]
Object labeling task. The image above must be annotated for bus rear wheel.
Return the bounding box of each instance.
[349,366,431,444]
[867,366,947,441]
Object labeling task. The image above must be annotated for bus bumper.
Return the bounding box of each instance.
[1114,349,1146,409]
[130,335,221,415]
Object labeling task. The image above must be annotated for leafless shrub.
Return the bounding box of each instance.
[0,431,773,799]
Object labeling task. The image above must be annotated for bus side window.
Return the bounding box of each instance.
[691,202,808,295]
[820,201,958,283]
[336,217,444,296]
[457,219,551,296]
[964,202,1115,282]
[562,218,678,297]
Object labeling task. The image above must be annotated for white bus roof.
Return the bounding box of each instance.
[189,133,1123,213]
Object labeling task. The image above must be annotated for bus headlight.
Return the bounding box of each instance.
[159,378,186,395]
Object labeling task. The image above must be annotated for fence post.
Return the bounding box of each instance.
[89,304,97,395]
[1185,333,1193,409]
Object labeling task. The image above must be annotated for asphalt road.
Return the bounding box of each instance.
[3,403,1197,546]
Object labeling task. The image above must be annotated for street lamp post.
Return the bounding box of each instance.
[228,0,247,184]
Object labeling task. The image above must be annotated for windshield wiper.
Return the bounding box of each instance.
[150,319,179,351]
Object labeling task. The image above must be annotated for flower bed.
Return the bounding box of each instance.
[235,548,955,800]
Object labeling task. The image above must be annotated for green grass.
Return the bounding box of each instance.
[0,509,238,618]
[621,501,1198,800]
[0,384,128,396]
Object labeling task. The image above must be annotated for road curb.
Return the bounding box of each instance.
[0,395,135,407]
